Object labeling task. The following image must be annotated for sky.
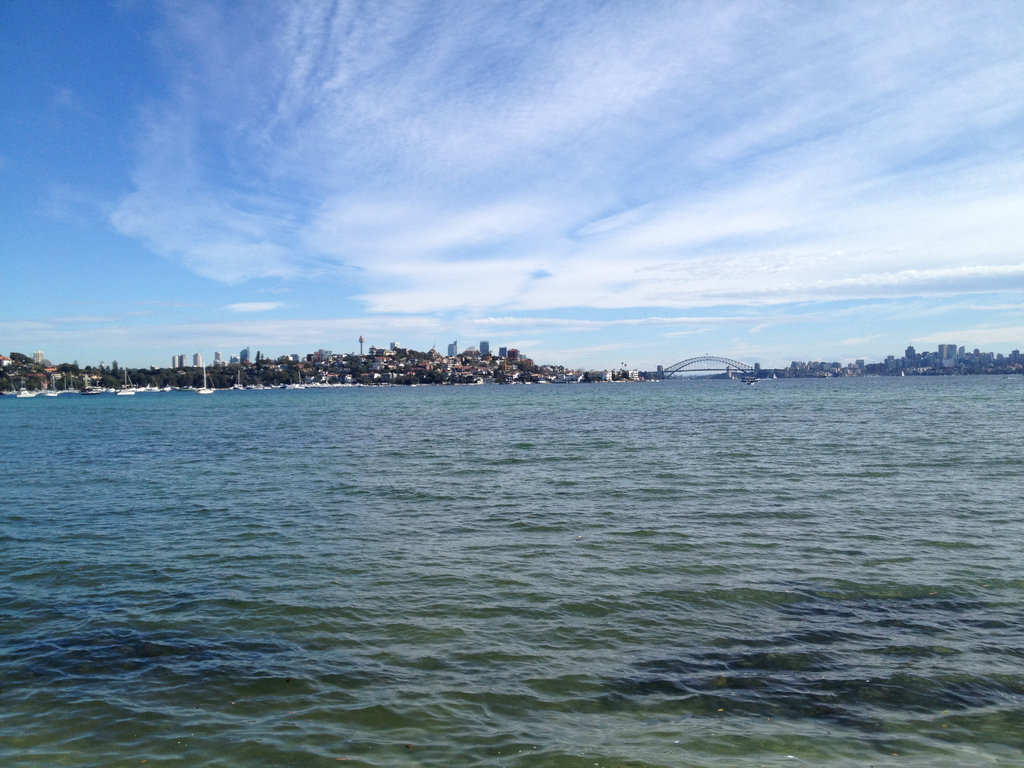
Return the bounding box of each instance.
[2,1,1022,371]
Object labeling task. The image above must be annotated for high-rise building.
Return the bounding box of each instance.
[240,347,251,364]
[214,351,223,367]
[479,340,490,356]
[447,340,458,357]
[193,352,203,368]
[33,351,44,364]
[498,346,508,358]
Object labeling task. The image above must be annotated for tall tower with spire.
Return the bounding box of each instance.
[359,335,364,355]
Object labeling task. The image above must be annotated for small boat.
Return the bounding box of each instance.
[195,365,214,394]
[116,370,136,395]
[15,378,39,397]
[742,375,759,385]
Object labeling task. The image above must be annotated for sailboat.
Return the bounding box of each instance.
[196,365,215,394]
[116,370,136,395]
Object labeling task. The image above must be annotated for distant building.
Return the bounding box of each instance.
[479,340,490,356]
[498,346,508,359]
[448,340,458,357]
[193,352,203,368]
[214,351,223,367]
[507,348,520,361]
[240,347,251,364]
[33,351,44,364]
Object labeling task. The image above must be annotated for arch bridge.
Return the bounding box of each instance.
[662,355,754,378]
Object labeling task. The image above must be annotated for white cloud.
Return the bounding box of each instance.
[108,0,1024,330]
[225,302,283,313]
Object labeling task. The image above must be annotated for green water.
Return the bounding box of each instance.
[2,377,1023,766]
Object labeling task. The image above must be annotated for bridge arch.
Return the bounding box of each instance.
[662,355,754,378]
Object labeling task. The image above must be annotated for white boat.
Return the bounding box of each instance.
[42,374,61,396]
[15,378,39,397]
[196,365,215,394]
[116,370,136,395]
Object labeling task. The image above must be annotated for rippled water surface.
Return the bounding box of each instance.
[3,377,1023,766]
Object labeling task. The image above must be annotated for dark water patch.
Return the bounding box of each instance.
[611,651,1024,727]
[913,537,984,550]
[1,627,352,693]
[868,644,961,658]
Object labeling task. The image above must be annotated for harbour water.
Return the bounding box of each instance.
[2,377,1023,767]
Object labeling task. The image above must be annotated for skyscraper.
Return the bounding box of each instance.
[240,347,251,364]
[193,352,203,368]
[448,340,458,357]
[479,340,490,356]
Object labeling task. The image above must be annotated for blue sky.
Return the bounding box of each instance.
[2,1,1022,370]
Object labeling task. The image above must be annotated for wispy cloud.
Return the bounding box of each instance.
[109,1,1024,325]
[225,302,284,313]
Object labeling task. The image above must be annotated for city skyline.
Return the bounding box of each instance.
[7,338,1021,377]
[2,2,1022,370]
